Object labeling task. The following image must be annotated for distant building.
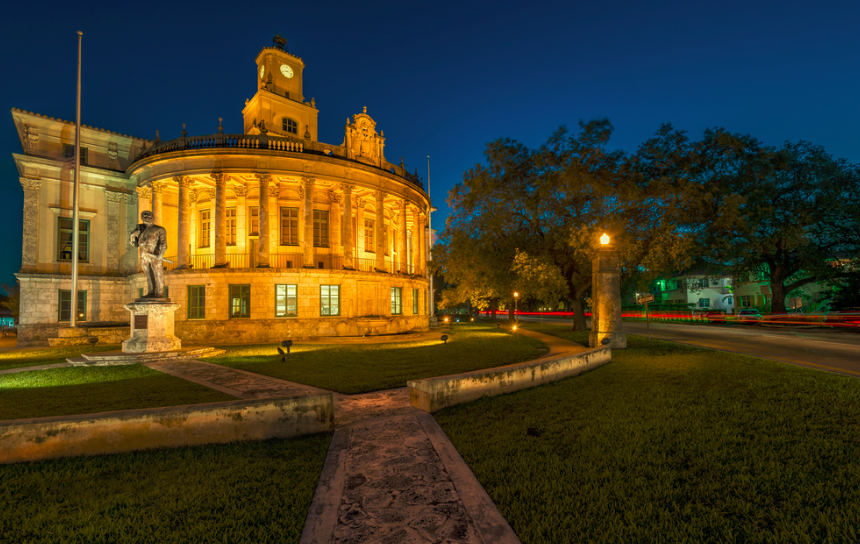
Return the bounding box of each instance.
[11,37,431,346]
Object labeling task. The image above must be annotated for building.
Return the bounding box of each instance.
[11,37,431,346]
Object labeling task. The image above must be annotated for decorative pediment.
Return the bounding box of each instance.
[345,107,386,165]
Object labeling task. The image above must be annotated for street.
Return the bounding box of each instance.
[517,316,860,378]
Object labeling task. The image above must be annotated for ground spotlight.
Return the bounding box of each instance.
[441,334,448,344]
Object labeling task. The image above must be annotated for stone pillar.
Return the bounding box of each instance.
[234,185,247,264]
[123,192,139,274]
[268,184,279,264]
[342,184,355,269]
[151,182,167,226]
[398,199,408,274]
[136,186,152,215]
[589,240,627,349]
[357,197,367,263]
[206,189,217,250]
[255,173,270,267]
[411,207,419,275]
[175,176,191,269]
[188,189,199,258]
[375,190,386,271]
[417,212,426,277]
[106,191,123,274]
[302,177,315,268]
[19,178,41,273]
[329,191,342,259]
[213,173,228,267]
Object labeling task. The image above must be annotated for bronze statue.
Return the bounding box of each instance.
[130,210,168,298]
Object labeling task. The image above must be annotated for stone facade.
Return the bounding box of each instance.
[10,38,431,347]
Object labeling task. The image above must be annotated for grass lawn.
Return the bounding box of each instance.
[0,345,121,370]
[0,433,331,544]
[436,324,860,543]
[207,323,548,394]
[0,365,236,420]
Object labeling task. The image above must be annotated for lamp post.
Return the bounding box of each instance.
[513,291,519,330]
[589,233,627,349]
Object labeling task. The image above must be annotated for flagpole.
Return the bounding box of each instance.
[427,155,434,319]
[70,30,82,328]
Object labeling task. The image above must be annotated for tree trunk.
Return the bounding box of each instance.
[770,281,788,313]
[571,298,587,330]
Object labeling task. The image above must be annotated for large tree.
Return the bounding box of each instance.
[685,130,860,312]
[436,121,693,329]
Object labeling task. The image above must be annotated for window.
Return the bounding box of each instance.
[282,118,298,135]
[391,287,402,315]
[314,210,329,247]
[188,285,206,319]
[740,295,752,308]
[698,298,710,308]
[58,290,86,321]
[199,210,211,248]
[276,284,298,317]
[413,288,419,314]
[249,206,259,236]
[63,144,88,166]
[726,297,734,306]
[226,208,237,246]
[320,285,340,316]
[364,219,374,252]
[280,207,299,245]
[57,218,90,262]
[229,284,251,318]
[712,279,720,286]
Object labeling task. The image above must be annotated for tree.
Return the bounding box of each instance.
[1,282,20,324]
[436,120,694,330]
[685,130,860,312]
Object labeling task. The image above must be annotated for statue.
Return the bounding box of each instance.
[129,210,168,298]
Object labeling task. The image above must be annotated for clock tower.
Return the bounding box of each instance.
[242,36,319,141]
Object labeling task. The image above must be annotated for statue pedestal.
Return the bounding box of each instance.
[122,299,181,353]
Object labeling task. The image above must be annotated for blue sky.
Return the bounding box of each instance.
[2,0,858,288]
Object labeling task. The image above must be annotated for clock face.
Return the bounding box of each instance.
[280,64,294,78]
[260,65,265,79]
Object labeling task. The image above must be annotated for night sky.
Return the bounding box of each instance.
[2,0,858,289]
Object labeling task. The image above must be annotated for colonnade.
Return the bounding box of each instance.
[136,174,427,276]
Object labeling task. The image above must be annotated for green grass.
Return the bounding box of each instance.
[0,433,331,544]
[0,345,121,370]
[435,326,860,543]
[0,365,236,420]
[207,323,549,394]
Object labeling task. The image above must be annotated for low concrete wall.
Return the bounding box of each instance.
[408,347,612,413]
[0,393,334,465]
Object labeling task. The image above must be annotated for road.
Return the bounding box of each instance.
[517,316,860,378]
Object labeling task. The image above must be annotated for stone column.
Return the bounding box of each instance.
[175,176,191,269]
[19,178,41,272]
[268,184,279,264]
[151,181,167,226]
[398,199,408,274]
[357,197,367,264]
[188,189,199,260]
[374,190,386,271]
[329,191,342,261]
[206,189,217,250]
[123,192,139,274]
[136,186,152,216]
[302,177,315,268]
[411,207,419,275]
[417,211,426,277]
[213,173,228,267]
[589,239,627,349]
[106,191,123,274]
[234,185,247,265]
[255,173,270,267]
[342,183,355,269]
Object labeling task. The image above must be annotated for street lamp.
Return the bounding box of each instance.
[513,291,519,327]
[600,233,610,245]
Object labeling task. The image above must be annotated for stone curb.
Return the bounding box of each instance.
[299,427,350,544]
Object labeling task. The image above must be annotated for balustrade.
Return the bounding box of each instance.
[160,253,386,272]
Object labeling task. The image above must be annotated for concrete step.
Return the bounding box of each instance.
[57,328,90,338]
[67,347,226,366]
[48,336,99,347]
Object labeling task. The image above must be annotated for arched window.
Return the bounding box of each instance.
[282,118,298,135]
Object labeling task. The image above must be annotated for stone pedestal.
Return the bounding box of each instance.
[589,246,627,349]
[122,299,182,353]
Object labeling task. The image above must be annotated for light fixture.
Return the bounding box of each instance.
[514,292,519,298]
[600,233,610,245]
[512,325,517,331]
